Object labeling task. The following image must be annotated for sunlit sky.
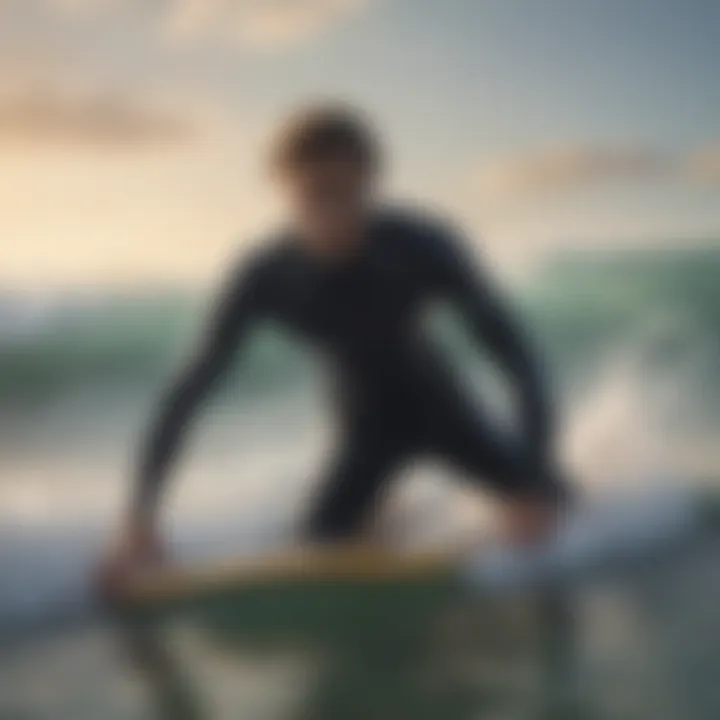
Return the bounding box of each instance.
[2,0,719,289]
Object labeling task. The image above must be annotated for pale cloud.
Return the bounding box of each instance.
[468,144,720,204]
[448,143,720,273]
[41,0,371,50]
[0,48,211,150]
[46,0,119,13]
[165,0,369,49]
[0,91,198,149]
[473,146,671,200]
[687,145,720,186]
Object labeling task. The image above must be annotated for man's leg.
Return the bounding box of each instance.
[430,407,570,503]
[305,432,408,542]
[428,408,572,547]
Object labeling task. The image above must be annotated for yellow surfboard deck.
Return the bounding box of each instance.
[120,544,471,610]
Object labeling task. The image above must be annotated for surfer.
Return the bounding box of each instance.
[101,105,571,588]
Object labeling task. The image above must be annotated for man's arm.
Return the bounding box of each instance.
[130,260,264,527]
[98,256,270,595]
[427,226,553,476]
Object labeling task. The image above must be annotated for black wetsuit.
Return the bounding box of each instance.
[134,210,566,539]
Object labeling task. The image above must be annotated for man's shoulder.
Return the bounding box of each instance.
[235,230,298,278]
[376,204,466,261]
[213,232,297,309]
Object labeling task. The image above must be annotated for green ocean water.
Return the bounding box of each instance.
[2,243,720,718]
[2,243,720,414]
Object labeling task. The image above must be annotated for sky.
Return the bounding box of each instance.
[1,0,719,289]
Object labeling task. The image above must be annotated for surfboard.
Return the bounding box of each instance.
[118,544,464,609]
[117,484,720,615]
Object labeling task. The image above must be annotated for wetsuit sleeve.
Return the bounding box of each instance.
[130,258,267,523]
[425,226,554,479]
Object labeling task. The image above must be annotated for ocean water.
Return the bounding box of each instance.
[2,244,720,718]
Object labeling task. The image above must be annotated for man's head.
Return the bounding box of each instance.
[270,104,382,257]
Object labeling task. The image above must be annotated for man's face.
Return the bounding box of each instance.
[279,157,373,256]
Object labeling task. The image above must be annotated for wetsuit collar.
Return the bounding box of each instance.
[290,212,381,272]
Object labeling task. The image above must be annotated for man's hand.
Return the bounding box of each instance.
[97,517,166,602]
[499,496,561,548]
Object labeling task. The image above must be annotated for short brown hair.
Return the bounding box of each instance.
[270,104,381,175]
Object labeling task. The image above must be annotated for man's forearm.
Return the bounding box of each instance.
[130,378,201,524]
[512,355,553,466]
[129,339,237,524]
[456,278,554,469]
[126,260,261,526]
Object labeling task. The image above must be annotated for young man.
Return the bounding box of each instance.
[103,105,569,587]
